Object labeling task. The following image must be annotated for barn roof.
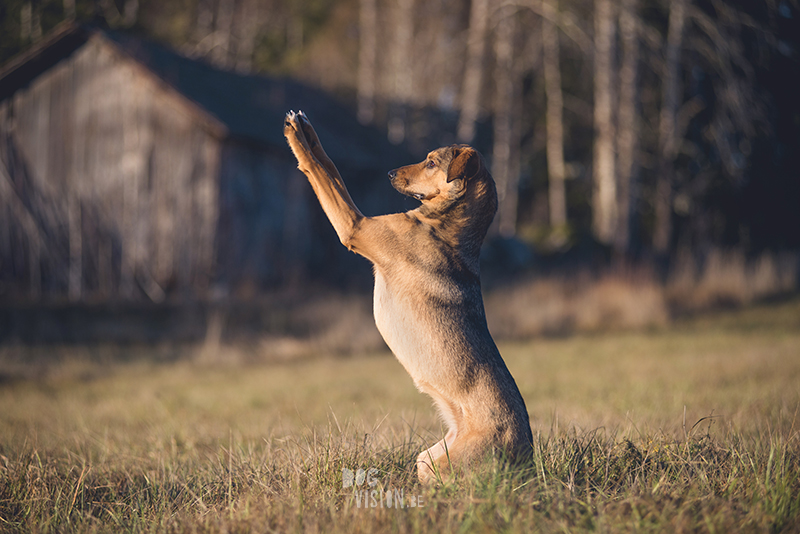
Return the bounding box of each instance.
[0,22,399,170]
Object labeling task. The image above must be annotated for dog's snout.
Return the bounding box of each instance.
[388,169,398,180]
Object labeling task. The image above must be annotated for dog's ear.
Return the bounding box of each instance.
[447,146,482,183]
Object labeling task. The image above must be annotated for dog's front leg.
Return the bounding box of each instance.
[284,111,363,249]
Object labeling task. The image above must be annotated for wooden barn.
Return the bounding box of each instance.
[0,23,407,304]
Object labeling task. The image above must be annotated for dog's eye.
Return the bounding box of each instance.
[426,160,436,169]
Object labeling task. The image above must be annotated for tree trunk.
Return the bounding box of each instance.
[654,0,686,254]
[123,0,139,26]
[542,0,567,230]
[614,0,639,255]
[31,3,42,41]
[233,0,259,72]
[357,0,378,125]
[194,0,215,50]
[492,10,518,236]
[63,0,76,20]
[21,3,32,42]
[19,2,42,43]
[388,0,414,144]
[457,0,490,143]
[212,0,236,68]
[592,0,617,245]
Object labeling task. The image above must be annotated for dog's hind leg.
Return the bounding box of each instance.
[417,428,490,484]
[417,436,453,485]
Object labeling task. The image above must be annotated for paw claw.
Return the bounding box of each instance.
[284,110,298,129]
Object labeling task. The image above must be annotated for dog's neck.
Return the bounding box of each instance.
[414,173,497,272]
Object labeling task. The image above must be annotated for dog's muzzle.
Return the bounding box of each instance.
[388,169,402,190]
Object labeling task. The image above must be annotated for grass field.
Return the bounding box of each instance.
[1,298,799,532]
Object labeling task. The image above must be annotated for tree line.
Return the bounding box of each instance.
[2,0,798,259]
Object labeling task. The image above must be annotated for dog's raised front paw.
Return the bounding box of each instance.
[284,110,300,131]
[284,110,309,146]
[293,110,322,150]
[285,109,317,169]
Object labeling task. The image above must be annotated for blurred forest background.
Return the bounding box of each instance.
[0,0,799,348]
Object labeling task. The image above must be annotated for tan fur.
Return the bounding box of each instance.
[284,111,532,483]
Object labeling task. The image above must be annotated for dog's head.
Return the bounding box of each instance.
[388,145,487,207]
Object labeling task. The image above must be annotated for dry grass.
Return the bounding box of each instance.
[1,298,800,532]
[487,248,798,339]
[486,271,669,338]
[667,248,799,310]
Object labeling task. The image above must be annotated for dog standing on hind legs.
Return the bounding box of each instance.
[284,110,532,483]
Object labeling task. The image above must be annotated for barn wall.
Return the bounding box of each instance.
[0,36,221,302]
[216,143,313,295]
[215,142,403,294]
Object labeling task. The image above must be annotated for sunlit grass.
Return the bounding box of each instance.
[1,298,799,532]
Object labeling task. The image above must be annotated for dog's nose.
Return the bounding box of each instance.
[388,169,397,180]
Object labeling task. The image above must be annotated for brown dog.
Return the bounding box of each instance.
[284,110,532,483]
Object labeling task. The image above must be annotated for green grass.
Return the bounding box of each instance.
[1,298,800,532]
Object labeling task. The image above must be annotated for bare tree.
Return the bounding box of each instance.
[194,0,215,50]
[492,8,519,236]
[210,0,236,68]
[233,0,260,72]
[457,0,491,143]
[688,1,762,176]
[615,0,639,254]
[654,0,686,254]
[388,0,414,144]
[20,3,31,42]
[123,0,139,27]
[64,0,76,20]
[542,0,567,232]
[592,0,617,244]
[31,3,42,41]
[357,0,378,125]
[21,2,42,42]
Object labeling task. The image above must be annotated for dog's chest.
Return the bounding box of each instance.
[372,270,428,382]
